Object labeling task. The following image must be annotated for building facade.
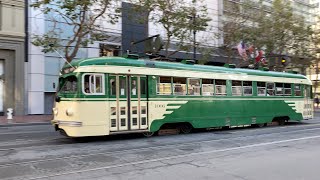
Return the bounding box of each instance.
[0,0,26,115]
[27,0,317,114]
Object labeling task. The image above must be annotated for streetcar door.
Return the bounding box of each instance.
[129,76,148,130]
[109,75,148,132]
[109,75,129,131]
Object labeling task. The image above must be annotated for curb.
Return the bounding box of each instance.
[0,122,51,127]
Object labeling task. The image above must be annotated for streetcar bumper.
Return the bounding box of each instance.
[51,120,83,127]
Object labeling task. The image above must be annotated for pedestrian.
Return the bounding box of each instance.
[315,97,319,108]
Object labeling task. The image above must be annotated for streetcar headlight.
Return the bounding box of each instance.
[52,108,58,115]
[66,109,73,116]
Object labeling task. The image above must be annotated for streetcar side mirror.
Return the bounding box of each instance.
[55,96,61,102]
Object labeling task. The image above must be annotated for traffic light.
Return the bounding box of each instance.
[281,58,286,66]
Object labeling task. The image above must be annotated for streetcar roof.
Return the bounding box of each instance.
[64,56,309,80]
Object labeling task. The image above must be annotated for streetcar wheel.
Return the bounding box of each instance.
[257,123,265,128]
[179,124,192,134]
[278,119,285,126]
[142,132,154,137]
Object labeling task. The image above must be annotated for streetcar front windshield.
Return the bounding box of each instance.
[59,75,78,94]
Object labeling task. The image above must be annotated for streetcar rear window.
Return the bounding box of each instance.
[294,84,301,96]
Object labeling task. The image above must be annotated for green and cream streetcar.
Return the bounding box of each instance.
[52,56,313,137]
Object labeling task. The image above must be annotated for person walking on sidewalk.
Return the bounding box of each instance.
[315,96,319,108]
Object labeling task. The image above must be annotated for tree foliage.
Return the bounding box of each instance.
[31,0,119,62]
[221,0,314,71]
[135,0,211,58]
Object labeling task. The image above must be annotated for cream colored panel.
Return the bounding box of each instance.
[109,101,118,131]
[140,101,148,129]
[53,101,109,136]
[118,101,128,131]
[130,101,139,130]
[148,101,188,125]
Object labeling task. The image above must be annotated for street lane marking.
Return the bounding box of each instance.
[0,130,55,135]
[28,134,320,180]
[2,126,320,168]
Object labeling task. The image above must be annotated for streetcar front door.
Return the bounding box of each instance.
[109,75,148,132]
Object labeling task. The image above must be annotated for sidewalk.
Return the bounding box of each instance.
[0,115,52,126]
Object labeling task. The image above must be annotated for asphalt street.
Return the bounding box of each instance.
[1,113,320,180]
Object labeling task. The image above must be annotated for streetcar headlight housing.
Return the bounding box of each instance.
[66,109,73,116]
[52,108,58,115]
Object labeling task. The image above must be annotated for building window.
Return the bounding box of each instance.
[99,44,120,57]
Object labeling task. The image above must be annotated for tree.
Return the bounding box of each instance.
[31,0,119,63]
[221,0,314,71]
[135,0,211,58]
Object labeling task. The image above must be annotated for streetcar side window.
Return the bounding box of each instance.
[257,82,266,96]
[141,78,147,95]
[110,79,116,96]
[267,82,275,96]
[305,85,311,98]
[284,83,291,96]
[173,77,187,95]
[82,74,105,95]
[294,84,301,96]
[188,78,201,95]
[157,76,172,95]
[276,83,284,96]
[202,79,214,96]
[232,81,242,96]
[243,81,252,96]
[215,80,226,96]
